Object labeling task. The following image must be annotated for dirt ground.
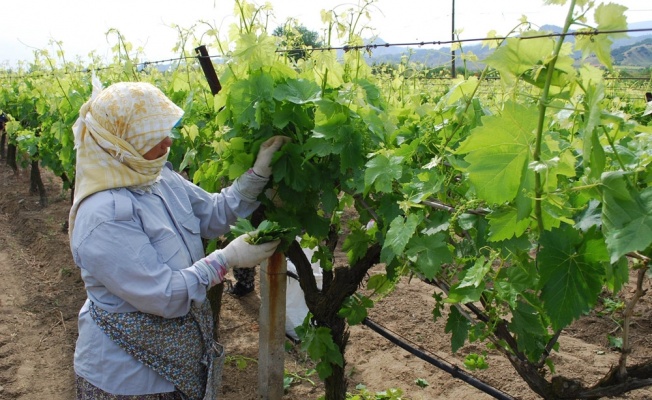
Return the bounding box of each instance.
[1,162,652,400]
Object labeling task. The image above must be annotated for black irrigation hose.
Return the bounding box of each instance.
[362,317,515,400]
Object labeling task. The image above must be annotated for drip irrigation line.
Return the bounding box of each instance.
[286,268,514,399]
[361,317,515,400]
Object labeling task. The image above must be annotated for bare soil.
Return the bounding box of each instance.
[1,162,652,400]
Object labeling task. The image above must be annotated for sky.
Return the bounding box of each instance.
[1,0,652,67]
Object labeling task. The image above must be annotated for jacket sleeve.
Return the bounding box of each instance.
[173,168,269,239]
[74,217,210,318]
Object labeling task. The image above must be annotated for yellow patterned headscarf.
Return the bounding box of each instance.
[69,78,184,238]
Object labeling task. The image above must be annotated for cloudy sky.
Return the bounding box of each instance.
[1,0,651,66]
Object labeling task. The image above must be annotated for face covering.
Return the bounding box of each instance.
[68,77,184,238]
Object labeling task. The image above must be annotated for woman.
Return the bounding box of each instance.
[69,79,289,399]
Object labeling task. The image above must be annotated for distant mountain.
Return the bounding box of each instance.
[611,38,652,66]
[363,22,652,69]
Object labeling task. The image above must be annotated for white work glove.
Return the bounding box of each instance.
[192,232,280,287]
[252,136,291,178]
[222,231,280,269]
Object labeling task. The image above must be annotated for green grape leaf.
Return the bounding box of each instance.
[229,218,255,238]
[229,218,293,245]
[487,207,531,242]
[181,124,199,143]
[366,274,395,296]
[228,151,254,180]
[588,129,606,181]
[539,226,604,331]
[445,306,469,353]
[178,148,197,172]
[484,35,573,87]
[601,172,652,263]
[295,321,343,380]
[337,294,373,325]
[304,136,335,158]
[457,258,492,289]
[405,233,452,280]
[273,78,321,104]
[404,171,443,204]
[247,220,293,244]
[604,258,629,293]
[342,229,371,265]
[575,200,602,232]
[314,99,348,127]
[446,282,485,304]
[271,102,294,129]
[385,213,423,256]
[272,142,315,191]
[493,280,521,310]
[576,3,628,69]
[338,126,365,174]
[456,101,537,204]
[311,123,364,174]
[485,35,552,79]
[509,300,549,362]
[580,226,610,264]
[578,76,606,162]
[364,153,404,194]
[172,74,191,92]
[320,186,339,215]
[233,32,279,69]
[228,73,274,129]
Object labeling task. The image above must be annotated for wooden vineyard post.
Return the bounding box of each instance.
[258,252,287,399]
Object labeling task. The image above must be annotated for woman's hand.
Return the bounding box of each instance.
[252,136,291,178]
[221,231,280,268]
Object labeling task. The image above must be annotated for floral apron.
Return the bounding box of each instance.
[89,300,224,400]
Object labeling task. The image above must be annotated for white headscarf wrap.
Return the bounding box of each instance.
[68,78,184,238]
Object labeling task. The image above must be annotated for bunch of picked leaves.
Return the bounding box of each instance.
[229,217,294,246]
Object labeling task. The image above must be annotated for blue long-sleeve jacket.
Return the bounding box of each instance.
[71,163,265,395]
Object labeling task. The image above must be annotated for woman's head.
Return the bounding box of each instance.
[85,81,183,157]
[69,79,184,238]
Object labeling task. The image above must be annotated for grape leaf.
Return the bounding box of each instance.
[601,172,652,263]
[457,257,492,289]
[509,300,549,362]
[273,78,321,105]
[445,306,469,353]
[342,229,371,264]
[405,233,451,280]
[385,213,423,257]
[228,218,293,245]
[295,321,343,380]
[487,206,531,242]
[539,226,604,331]
[576,3,628,69]
[456,101,537,204]
[229,218,255,238]
[228,73,274,129]
[364,153,404,195]
[484,34,574,87]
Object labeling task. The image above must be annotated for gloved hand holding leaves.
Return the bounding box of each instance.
[229,218,293,245]
[221,232,280,269]
[252,136,291,178]
[193,231,280,287]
